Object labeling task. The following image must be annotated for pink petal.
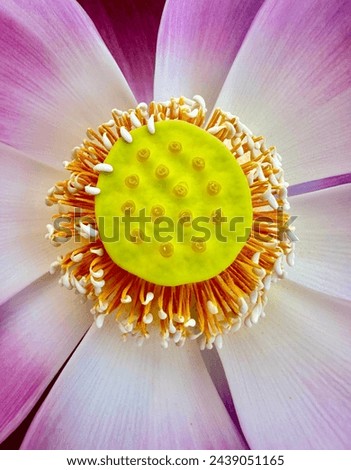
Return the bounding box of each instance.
[0,276,91,443]
[218,281,351,449]
[289,184,351,301]
[215,0,351,185]
[0,0,135,169]
[78,0,166,102]
[22,320,247,450]
[0,144,67,304]
[154,0,264,112]
[289,173,351,196]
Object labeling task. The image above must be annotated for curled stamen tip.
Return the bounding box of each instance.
[184,318,196,328]
[206,300,218,315]
[93,163,113,173]
[121,295,132,304]
[192,94,206,109]
[147,115,155,134]
[120,126,133,143]
[169,321,177,334]
[158,309,168,320]
[142,292,154,305]
[130,112,142,128]
[173,330,182,343]
[215,335,223,349]
[173,314,185,323]
[90,248,104,256]
[71,252,84,263]
[85,185,101,196]
[287,251,295,267]
[102,133,112,150]
[263,275,272,291]
[95,314,105,328]
[79,222,98,238]
[239,297,248,315]
[251,251,261,264]
[49,260,60,275]
[143,313,153,324]
[251,304,262,324]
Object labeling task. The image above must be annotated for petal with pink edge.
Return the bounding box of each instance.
[215,0,351,185]
[288,184,351,301]
[0,0,135,169]
[0,275,91,443]
[22,320,247,450]
[78,0,166,102]
[154,0,265,112]
[218,281,351,449]
[0,144,69,304]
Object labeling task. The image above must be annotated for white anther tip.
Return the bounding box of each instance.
[70,253,84,263]
[102,133,112,150]
[147,115,155,134]
[142,292,154,306]
[158,309,168,320]
[215,335,223,349]
[121,295,132,304]
[93,163,113,173]
[239,297,248,315]
[192,94,206,109]
[250,304,262,324]
[184,318,196,328]
[143,313,153,325]
[90,248,104,256]
[130,112,142,128]
[120,126,133,143]
[206,300,218,315]
[85,185,101,196]
[49,261,60,275]
[251,251,261,264]
[79,222,98,238]
[287,251,295,267]
[169,322,176,334]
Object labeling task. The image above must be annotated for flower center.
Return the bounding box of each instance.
[95,120,252,286]
[45,96,294,349]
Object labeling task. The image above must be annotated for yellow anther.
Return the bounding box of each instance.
[125,174,140,188]
[121,200,136,215]
[191,240,206,253]
[137,148,150,162]
[151,205,165,220]
[173,182,188,198]
[155,164,169,179]
[207,181,221,196]
[159,242,174,258]
[168,141,182,153]
[178,209,192,226]
[192,157,205,171]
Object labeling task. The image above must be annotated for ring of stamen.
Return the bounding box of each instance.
[46,95,294,349]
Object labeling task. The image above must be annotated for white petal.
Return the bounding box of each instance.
[22,320,247,450]
[154,0,264,112]
[289,184,351,300]
[0,0,135,169]
[0,144,71,303]
[218,281,351,449]
[0,275,91,442]
[215,0,351,185]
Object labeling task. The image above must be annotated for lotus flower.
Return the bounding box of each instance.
[1,0,350,451]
